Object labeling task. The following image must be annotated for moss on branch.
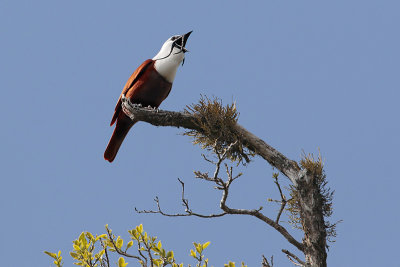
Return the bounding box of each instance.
[184,96,254,164]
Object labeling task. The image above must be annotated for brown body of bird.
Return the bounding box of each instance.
[104,31,192,162]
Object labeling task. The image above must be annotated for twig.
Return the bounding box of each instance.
[178,178,189,211]
[135,147,303,252]
[282,249,305,266]
[100,239,110,267]
[135,191,227,219]
[262,255,273,267]
[137,243,147,266]
[219,177,303,252]
[273,174,287,224]
[105,228,141,261]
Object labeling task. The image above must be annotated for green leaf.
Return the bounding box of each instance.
[152,259,162,267]
[195,243,202,254]
[116,236,123,249]
[132,230,138,239]
[190,249,196,258]
[166,250,174,259]
[95,250,105,259]
[152,245,160,253]
[44,251,57,259]
[86,232,94,242]
[126,240,133,250]
[70,252,79,259]
[95,234,107,241]
[118,257,128,267]
[202,242,210,250]
[78,232,86,243]
[157,241,162,250]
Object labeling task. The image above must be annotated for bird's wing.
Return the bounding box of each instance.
[110,59,153,126]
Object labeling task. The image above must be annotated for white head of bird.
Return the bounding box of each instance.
[153,31,192,83]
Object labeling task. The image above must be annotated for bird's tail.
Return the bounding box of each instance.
[104,115,135,162]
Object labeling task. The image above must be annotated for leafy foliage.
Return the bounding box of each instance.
[224,261,247,267]
[44,250,63,267]
[45,224,244,267]
[184,96,253,164]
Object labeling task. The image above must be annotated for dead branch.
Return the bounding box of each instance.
[135,143,304,252]
[282,249,305,266]
[135,195,227,219]
[123,96,332,266]
[262,255,273,267]
[272,174,287,224]
[121,96,300,184]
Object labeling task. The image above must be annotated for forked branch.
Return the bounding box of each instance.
[124,96,332,266]
[135,144,304,252]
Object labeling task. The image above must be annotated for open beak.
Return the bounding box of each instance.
[175,31,192,52]
[182,31,192,48]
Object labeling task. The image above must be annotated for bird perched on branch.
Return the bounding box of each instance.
[104,31,192,162]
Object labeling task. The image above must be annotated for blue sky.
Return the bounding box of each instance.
[1,0,399,266]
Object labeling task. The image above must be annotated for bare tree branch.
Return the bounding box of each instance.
[121,96,300,183]
[282,249,305,266]
[121,95,201,131]
[272,174,287,224]
[262,255,273,267]
[135,195,227,219]
[136,144,304,252]
[123,97,332,266]
[218,175,304,252]
[100,239,110,267]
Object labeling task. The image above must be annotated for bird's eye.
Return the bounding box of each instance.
[171,36,177,41]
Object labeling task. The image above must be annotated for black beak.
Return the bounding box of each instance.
[174,31,192,53]
[182,31,192,47]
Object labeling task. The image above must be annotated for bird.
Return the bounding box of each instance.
[104,31,192,162]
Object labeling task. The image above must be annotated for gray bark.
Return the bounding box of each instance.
[121,97,328,267]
